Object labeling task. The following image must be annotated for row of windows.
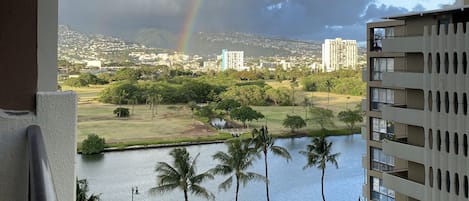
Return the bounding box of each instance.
[428,91,468,115]
[371,147,394,172]
[428,129,469,156]
[427,52,468,75]
[371,176,395,201]
[371,88,394,111]
[429,167,469,198]
[371,117,394,142]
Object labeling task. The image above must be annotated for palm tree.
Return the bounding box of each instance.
[211,139,265,201]
[251,126,291,201]
[299,135,340,201]
[324,80,333,106]
[151,148,215,201]
[76,178,101,201]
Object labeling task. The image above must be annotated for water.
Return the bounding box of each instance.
[76,135,365,201]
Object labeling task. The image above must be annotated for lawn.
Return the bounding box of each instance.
[64,84,364,145]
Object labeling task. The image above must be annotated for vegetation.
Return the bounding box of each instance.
[211,139,265,201]
[63,73,108,87]
[300,135,340,201]
[230,106,265,128]
[338,109,363,134]
[81,134,105,155]
[251,126,291,201]
[282,115,307,133]
[308,107,335,130]
[302,69,365,96]
[113,107,130,117]
[76,178,101,201]
[151,148,215,201]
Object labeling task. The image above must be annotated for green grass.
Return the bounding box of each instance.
[71,84,364,149]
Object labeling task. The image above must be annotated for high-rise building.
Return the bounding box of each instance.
[221,49,244,71]
[363,2,469,201]
[322,38,357,72]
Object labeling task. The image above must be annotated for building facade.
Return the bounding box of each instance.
[363,2,469,201]
[322,38,358,72]
[221,49,244,71]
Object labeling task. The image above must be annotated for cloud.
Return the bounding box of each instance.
[58,0,434,41]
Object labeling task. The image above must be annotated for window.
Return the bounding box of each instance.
[437,130,442,151]
[463,52,467,74]
[428,53,433,73]
[447,171,451,193]
[454,52,458,74]
[437,91,441,112]
[371,88,394,111]
[464,93,468,115]
[454,92,459,114]
[429,129,433,150]
[464,134,468,156]
[371,118,394,141]
[456,173,460,195]
[445,92,450,113]
[371,177,395,201]
[437,53,441,73]
[445,52,449,74]
[428,91,433,111]
[438,169,442,190]
[455,133,459,155]
[372,58,394,81]
[446,131,450,153]
[371,147,394,172]
[465,175,468,198]
[429,167,434,188]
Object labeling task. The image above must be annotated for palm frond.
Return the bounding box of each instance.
[270,145,292,161]
[190,184,215,201]
[219,176,234,191]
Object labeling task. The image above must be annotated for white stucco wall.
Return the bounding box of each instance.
[0,92,76,201]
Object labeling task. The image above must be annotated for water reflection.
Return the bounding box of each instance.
[77,135,365,201]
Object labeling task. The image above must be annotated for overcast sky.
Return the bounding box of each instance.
[59,0,456,41]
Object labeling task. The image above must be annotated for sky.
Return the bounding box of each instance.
[59,0,456,41]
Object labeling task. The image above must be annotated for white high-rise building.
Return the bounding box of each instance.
[322,38,357,72]
[221,49,244,71]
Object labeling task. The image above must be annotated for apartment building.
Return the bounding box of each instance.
[363,1,469,201]
[322,38,358,72]
[221,49,245,71]
[1,0,76,200]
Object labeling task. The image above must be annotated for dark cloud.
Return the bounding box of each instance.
[58,0,419,41]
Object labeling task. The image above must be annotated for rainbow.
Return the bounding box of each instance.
[177,0,203,53]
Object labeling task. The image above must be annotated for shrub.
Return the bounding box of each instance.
[113,107,130,117]
[81,134,105,155]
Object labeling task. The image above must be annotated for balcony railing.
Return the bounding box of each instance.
[28,125,58,201]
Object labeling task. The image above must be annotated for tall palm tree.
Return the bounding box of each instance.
[76,178,101,201]
[299,135,340,201]
[251,126,291,201]
[211,139,265,201]
[324,80,333,106]
[151,148,215,201]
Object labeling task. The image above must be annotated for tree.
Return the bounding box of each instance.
[113,107,130,118]
[216,99,241,114]
[324,80,334,105]
[113,68,141,81]
[151,148,215,201]
[76,178,101,201]
[251,126,291,201]
[81,134,105,155]
[308,107,335,130]
[230,106,265,128]
[302,97,312,120]
[299,135,340,201]
[290,81,299,113]
[211,139,265,201]
[282,115,307,133]
[338,109,363,134]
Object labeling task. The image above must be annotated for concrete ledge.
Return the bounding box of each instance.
[382,139,424,164]
[382,72,423,89]
[383,171,425,201]
[382,106,424,126]
[382,36,423,53]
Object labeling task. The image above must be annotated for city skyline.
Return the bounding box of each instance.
[59,0,455,42]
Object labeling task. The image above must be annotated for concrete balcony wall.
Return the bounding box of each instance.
[361,99,367,112]
[382,106,424,127]
[362,68,368,82]
[0,92,76,201]
[361,126,367,140]
[382,36,423,53]
[382,139,424,164]
[382,72,423,89]
[383,171,425,201]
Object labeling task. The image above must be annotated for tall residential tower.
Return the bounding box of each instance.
[363,2,469,201]
[322,38,358,72]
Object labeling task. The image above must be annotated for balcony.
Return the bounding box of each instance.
[383,170,425,201]
[382,105,424,126]
[361,99,367,112]
[382,36,423,53]
[382,72,423,89]
[362,155,367,169]
[382,138,424,164]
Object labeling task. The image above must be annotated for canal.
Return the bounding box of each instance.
[77,134,365,201]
